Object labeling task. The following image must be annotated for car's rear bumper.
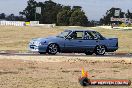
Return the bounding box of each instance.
[107,47,118,52]
[29,45,48,53]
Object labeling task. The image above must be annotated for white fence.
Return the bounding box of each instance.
[0,21,25,26]
[29,21,56,28]
[0,21,56,28]
[30,24,56,28]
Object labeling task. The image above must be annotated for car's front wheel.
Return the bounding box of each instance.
[47,44,58,55]
[95,45,106,55]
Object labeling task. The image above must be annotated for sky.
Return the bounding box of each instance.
[0,0,132,21]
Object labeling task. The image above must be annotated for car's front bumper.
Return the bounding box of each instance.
[29,45,48,53]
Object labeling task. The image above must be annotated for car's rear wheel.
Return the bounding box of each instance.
[85,51,93,55]
[47,44,58,55]
[95,45,106,55]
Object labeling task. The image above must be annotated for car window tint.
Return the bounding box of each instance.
[76,32,83,38]
[84,32,94,40]
[57,30,71,38]
[90,31,102,40]
[71,31,84,39]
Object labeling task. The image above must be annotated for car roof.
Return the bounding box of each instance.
[65,29,96,32]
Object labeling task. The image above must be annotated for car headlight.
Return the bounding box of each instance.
[39,41,47,45]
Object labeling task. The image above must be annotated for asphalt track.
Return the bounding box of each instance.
[0,52,132,58]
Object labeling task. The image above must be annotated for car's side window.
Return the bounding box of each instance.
[84,32,94,40]
[90,31,103,40]
[70,31,84,40]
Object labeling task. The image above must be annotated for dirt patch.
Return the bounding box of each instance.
[0,56,131,88]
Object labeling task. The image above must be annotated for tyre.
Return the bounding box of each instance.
[47,44,58,55]
[85,51,93,55]
[79,77,91,86]
[95,45,106,55]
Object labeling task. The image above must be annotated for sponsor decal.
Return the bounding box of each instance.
[114,10,120,16]
[36,7,41,14]
[111,17,132,23]
[78,68,131,86]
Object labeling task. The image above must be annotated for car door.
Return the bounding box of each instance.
[63,31,85,53]
[82,31,100,52]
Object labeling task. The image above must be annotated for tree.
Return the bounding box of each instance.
[62,6,71,11]
[69,8,88,26]
[0,13,6,19]
[20,0,37,21]
[20,0,88,26]
[126,10,132,19]
[14,16,26,21]
[6,14,15,21]
[40,0,62,24]
[72,6,82,11]
[57,6,72,26]
[20,0,62,23]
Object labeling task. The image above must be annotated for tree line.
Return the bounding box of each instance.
[19,0,88,26]
[0,0,132,26]
[0,13,25,21]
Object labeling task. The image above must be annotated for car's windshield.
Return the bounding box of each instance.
[56,30,71,38]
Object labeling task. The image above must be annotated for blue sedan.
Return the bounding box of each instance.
[28,29,118,55]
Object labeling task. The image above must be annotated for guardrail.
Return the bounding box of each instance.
[0,21,56,28]
[0,21,25,26]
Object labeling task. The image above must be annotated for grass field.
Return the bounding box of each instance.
[0,26,132,53]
